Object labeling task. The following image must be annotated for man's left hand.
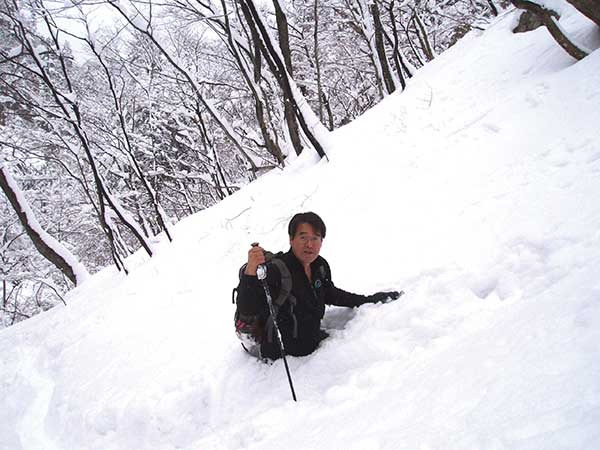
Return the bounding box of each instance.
[369,291,404,304]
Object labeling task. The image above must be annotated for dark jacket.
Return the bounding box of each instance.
[236,249,374,359]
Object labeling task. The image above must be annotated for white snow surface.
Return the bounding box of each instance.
[2,8,600,450]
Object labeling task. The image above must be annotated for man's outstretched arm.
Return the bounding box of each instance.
[322,260,401,307]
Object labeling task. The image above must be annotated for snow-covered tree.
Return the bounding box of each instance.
[512,0,593,60]
[0,165,89,285]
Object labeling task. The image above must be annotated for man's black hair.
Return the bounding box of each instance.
[288,212,326,239]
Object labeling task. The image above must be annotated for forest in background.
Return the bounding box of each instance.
[1,0,507,326]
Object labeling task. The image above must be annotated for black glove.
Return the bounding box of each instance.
[368,291,403,304]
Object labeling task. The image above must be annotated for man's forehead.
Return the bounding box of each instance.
[297,223,321,235]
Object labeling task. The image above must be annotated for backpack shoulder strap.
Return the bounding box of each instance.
[266,256,298,340]
[234,251,293,309]
[269,257,293,307]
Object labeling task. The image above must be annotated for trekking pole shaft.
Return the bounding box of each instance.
[257,264,298,402]
[281,347,297,401]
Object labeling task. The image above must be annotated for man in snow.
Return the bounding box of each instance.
[235,212,400,360]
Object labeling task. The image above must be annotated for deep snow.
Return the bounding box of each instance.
[1,5,600,450]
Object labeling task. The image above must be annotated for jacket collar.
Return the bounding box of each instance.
[285,248,323,273]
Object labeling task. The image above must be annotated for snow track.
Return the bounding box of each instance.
[16,349,59,450]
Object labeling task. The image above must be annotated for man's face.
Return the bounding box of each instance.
[290,223,323,266]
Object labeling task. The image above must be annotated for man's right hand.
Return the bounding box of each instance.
[244,242,266,276]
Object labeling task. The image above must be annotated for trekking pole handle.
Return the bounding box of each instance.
[256,264,267,281]
[251,243,268,280]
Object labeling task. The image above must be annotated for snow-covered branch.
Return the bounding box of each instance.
[0,165,89,285]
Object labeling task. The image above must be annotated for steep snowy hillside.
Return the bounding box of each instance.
[1,6,599,450]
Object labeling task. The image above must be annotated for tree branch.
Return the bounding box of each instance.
[512,0,589,60]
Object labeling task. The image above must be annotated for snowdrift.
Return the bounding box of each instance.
[1,6,600,450]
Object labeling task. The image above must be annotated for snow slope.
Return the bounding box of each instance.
[2,6,600,450]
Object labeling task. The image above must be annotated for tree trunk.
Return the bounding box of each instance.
[0,166,88,285]
[487,0,499,16]
[313,0,325,124]
[386,1,406,89]
[322,92,334,130]
[353,0,386,97]
[370,1,396,95]
[223,0,285,165]
[566,0,600,27]
[272,0,303,156]
[512,0,589,60]
[238,0,329,159]
[413,10,435,61]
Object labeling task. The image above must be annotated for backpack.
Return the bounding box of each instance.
[232,251,297,357]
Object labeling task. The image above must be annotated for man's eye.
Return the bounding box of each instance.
[300,235,321,242]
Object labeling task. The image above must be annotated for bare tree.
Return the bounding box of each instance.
[237,0,330,158]
[3,0,157,263]
[218,0,287,164]
[78,14,174,242]
[109,0,261,174]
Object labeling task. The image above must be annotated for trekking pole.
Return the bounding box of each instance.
[257,264,298,402]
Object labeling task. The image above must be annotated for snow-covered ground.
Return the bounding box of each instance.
[2,6,600,449]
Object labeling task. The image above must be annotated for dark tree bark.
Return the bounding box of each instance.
[371,1,396,95]
[272,0,292,73]
[487,0,499,16]
[566,0,600,27]
[386,0,408,89]
[0,166,83,285]
[413,10,435,61]
[322,92,334,131]
[513,10,544,33]
[512,0,589,60]
[272,0,303,156]
[313,0,325,124]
